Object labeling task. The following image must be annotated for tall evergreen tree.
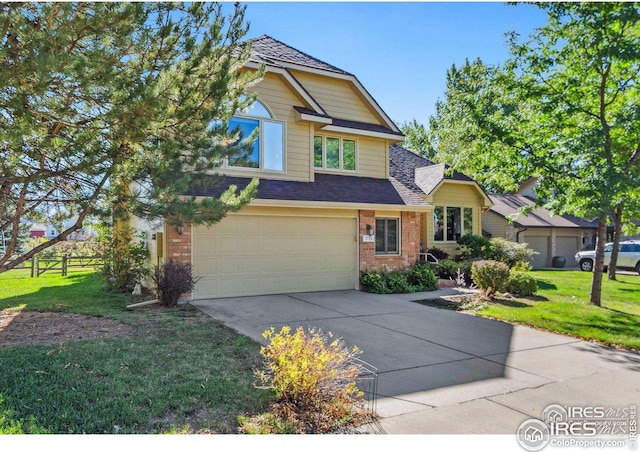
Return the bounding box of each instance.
[0,2,261,272]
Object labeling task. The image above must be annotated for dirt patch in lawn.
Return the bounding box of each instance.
[0,310,132,348]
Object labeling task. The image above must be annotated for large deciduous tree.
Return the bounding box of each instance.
[426,3,640,306]
[0,2,261,272]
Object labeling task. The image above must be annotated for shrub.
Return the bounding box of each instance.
[456,234,491,261]
[505,271,538,296]
[103,228,149,293]
[426,247,449,261]
[407,262,438,291]
[433,259,473,285]
[471,260,510,297]
[359,271,391,294]
[360,263,437,294]
[385,270,420,293]
[152,260,199,307]
[511,260,533,272]
[487,238,537,269]
[253,326,372,433]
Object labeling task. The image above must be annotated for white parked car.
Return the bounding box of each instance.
[575,241,640,274]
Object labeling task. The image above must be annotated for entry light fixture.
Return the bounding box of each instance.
[177,224,184,235]
[366,224,374,236]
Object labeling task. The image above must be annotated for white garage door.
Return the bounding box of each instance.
[192,214,357,299]
[524,236,549,268]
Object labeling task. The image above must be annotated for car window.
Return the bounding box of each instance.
[620,244,632,252]
[631,244,640,252]
[604,245,613,253]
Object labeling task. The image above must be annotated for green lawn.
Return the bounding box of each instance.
[0,269,271,433]
[479,270,640,350]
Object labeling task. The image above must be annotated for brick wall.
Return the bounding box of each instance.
[164,222,192,300]
[358,210,421,275]
[165,223,192,265]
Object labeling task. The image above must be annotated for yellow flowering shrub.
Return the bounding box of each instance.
[250,326,372,433]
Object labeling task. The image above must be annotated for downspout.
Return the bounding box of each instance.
[516,228,528,242]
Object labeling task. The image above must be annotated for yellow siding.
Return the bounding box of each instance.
[220,73,312,182]
[424,182,486,256]
[312,132,388,179]
[290,70,382,125]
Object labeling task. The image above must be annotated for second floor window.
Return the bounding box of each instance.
[314,136,356,172]
[228,100,284,172]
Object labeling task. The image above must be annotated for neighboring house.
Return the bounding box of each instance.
[28,218,96,241]
[483,194,598,268]
[146,35,490,300]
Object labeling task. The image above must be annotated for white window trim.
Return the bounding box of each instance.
[224,99,287,173]
[375,216,401,256]
[313,134,358,173]
[433,206,474,243]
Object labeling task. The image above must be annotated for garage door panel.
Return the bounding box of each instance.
[556,236,579,267]
[524,236,549,268]
[192,214,357,299]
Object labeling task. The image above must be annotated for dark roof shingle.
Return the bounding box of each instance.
[188,173,405,206]
[249,35,351,75]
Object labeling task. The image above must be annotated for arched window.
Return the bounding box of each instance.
[228,99,284,172]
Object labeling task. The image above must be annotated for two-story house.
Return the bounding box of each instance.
[149,36,491,300]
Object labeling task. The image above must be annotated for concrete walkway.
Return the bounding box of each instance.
[191,289,640,434]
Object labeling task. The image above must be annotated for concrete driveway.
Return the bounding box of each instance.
[191,290,640,434]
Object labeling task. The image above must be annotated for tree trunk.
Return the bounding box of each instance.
[590,217,607,307]
[607,206,623,280]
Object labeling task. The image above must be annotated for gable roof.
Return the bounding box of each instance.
[245,35,401,135]
[389,144,490,206]
[488,194,598,229]
[249,35,351,75]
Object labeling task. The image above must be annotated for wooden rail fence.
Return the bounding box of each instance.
[26,255,104,277]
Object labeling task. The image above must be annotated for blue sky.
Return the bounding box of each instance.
[231,2,548,127]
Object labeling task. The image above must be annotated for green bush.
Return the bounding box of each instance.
[505,271,538,296]
[433,259,473,285]
[488,238,537,269]
[251,326,372,433]
[471,260,510,297]
[360,263,437,294]
[103,228,149,293]
[408,262,438,291]
[511,260,533,272]
[456,234,491,261]
[359,272,391,294]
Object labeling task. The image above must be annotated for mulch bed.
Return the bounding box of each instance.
[0,310,132,348]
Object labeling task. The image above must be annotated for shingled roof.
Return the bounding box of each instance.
[389,144,481,206]
[489,194,598,229]
[248,35,352,75]
[187,173,405,206]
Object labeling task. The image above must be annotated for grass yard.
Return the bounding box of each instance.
[0,269,271,433]
[479,270,640,350]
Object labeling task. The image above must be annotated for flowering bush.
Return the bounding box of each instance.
[248,326,372,433]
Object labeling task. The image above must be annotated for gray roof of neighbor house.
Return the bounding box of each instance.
[248,35,352,75]
[488,194,599,229]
